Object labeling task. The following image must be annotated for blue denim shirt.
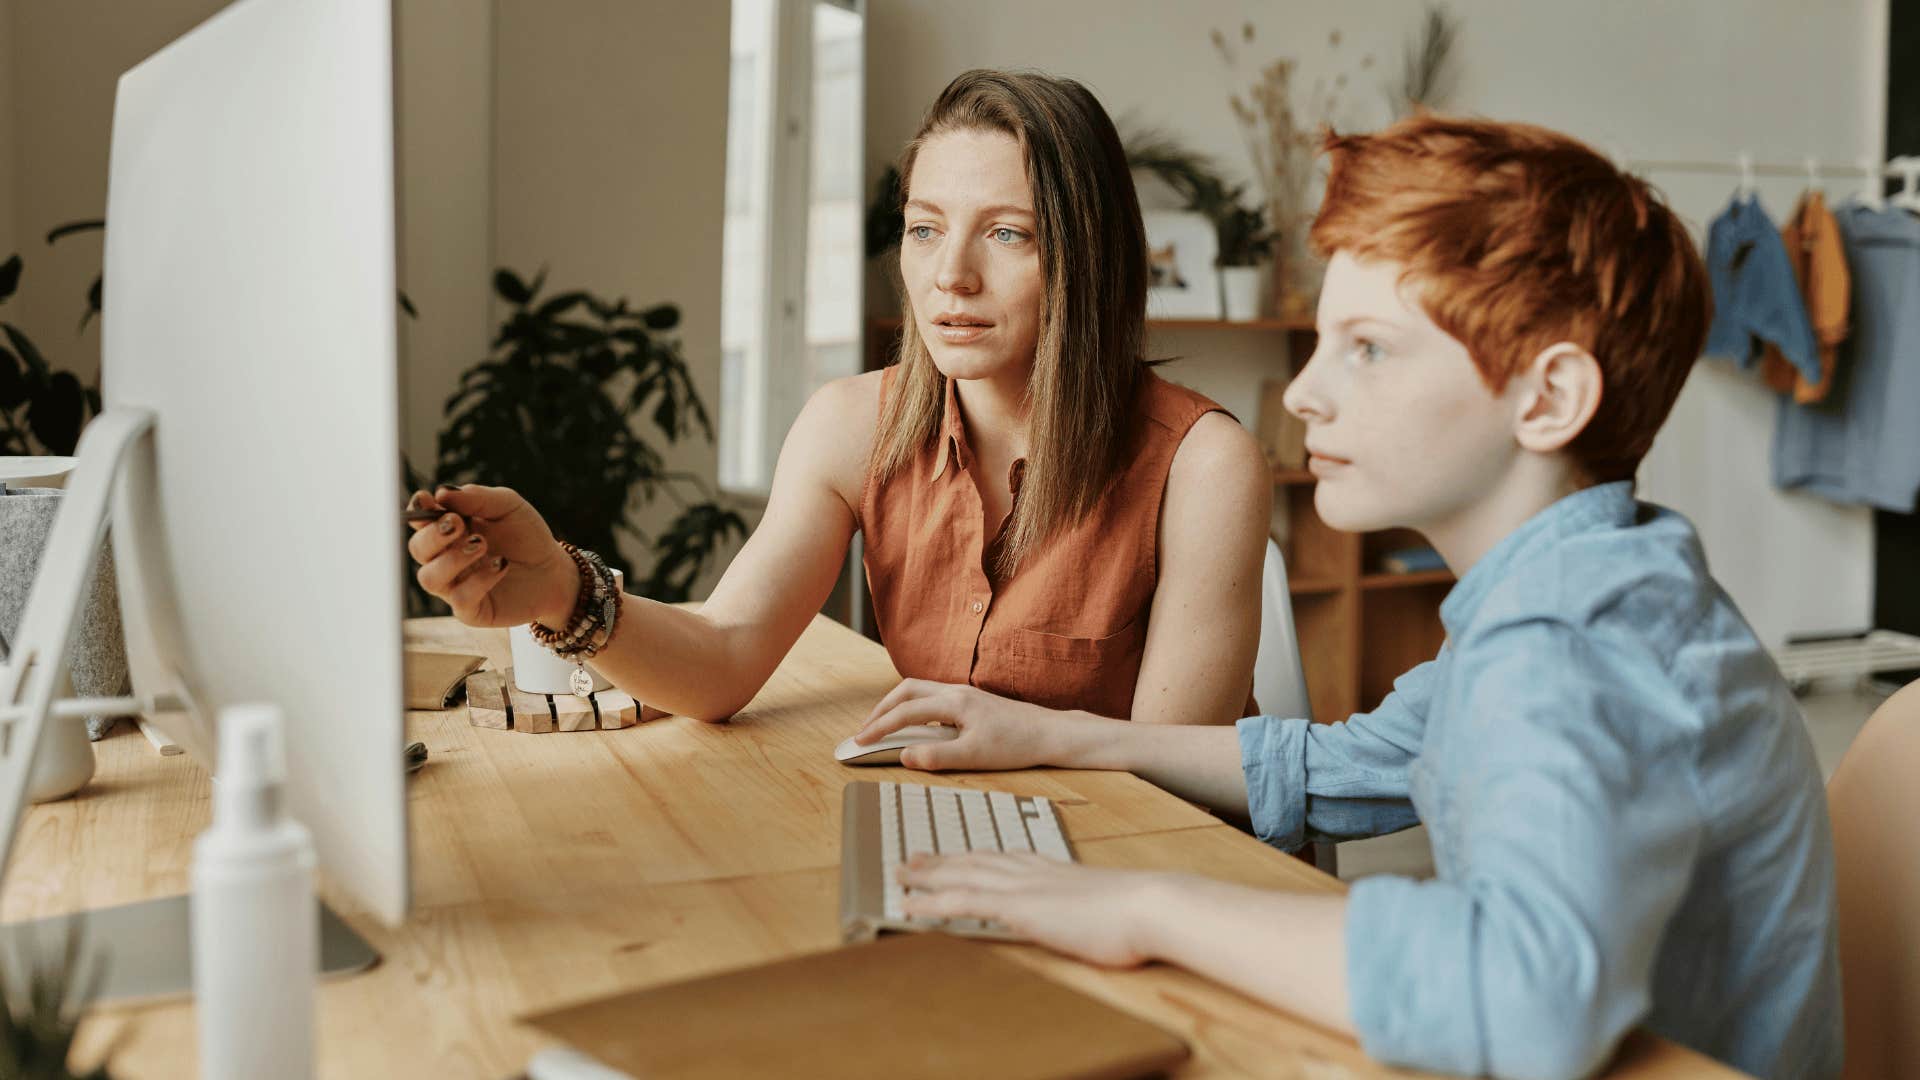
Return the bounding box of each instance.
[1704,194,1821,384]
[1773,202,1920,512]
[1237,483,1842,1079]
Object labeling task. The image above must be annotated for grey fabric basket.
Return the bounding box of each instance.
[0,487,132,739]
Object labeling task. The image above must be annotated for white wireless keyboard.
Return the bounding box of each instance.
[838,780,1075,942]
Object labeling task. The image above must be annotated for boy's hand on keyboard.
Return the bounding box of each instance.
[898,853,1163,968]
[856,681,1055,770]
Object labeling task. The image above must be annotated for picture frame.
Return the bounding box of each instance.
[1142,210,1221,319]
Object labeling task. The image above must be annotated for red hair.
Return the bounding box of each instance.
[1311,114,1710,482]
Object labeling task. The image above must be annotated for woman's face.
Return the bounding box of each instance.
[899,128,1045,384]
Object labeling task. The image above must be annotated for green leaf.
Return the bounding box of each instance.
[641,303,680,331]
[0,255,20,303]
[0,346,24,409]
[83,276,103,331]
[44,218,105,244]
[398,289,418,318]
[493,269,532,305]
[535,291,589,319]
[3,323,48,378]
[27,371,84,454]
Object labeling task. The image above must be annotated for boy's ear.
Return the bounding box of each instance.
[1513,342,1603,454]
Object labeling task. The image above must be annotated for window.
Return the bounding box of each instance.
[719,0,865,497]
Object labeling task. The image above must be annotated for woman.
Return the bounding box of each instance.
[408,69,1271,735]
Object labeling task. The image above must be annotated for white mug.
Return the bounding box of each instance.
[509,568,622,694]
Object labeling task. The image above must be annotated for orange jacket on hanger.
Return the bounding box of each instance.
[1761,191,1851,403]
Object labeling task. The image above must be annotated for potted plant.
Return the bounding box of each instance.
[1213,201,1277,322]
[1125,131,1274,321]
[420,268,746,612]
[0,920,114,1080]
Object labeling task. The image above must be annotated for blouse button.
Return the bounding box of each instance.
[970,600,984,614]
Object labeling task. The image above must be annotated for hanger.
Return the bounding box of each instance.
[1858,154,1886,210]
[1892,157,1920,213]
[1736,152,1756,200]
[1805,156,1821,190]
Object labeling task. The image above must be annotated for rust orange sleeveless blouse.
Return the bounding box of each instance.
[858,366,1255,721]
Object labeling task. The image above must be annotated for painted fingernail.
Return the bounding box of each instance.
[438,514,458,535]
[463,534,484,553]
[492,555,508,572]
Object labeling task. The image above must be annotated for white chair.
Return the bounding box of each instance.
[1254,539,1337,874]
[1255,539,1312,722]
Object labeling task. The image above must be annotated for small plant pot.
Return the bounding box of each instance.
[1220,265,1265,322]
[0,481,133,774]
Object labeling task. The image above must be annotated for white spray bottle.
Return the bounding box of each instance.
[191,703,317,1080]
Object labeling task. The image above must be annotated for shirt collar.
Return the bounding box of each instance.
[1439,480,1638,635]
[931,376,971,482]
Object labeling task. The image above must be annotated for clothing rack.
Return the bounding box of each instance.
[1618,154,1920,210]
[1622,156,1910,178]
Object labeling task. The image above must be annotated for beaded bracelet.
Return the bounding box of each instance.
[529,543,621,662]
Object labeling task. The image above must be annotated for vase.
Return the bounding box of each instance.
[0,479,132,772]
[1219,266,1265,322]
[1270,237,1325,323]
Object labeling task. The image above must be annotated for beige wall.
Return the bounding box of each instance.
[395,0,494,474]
[0,0,15,258]
[0,0,742,595]
[491,0,735,583]
[2,1,225,385]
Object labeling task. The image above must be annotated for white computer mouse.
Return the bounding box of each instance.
[833,723,961,765]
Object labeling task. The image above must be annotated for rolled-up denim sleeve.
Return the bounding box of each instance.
[1236,656,1439,851]
[1344,621,1704,1080]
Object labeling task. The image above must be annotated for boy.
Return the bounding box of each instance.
[853,115,1842,1080]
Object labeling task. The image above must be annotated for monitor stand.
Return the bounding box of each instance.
[0,407,380,999]
[0,895,379,1004]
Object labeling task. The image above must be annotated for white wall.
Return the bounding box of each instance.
[865,0,1886,646]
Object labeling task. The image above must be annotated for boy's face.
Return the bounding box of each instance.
[1285,251,1526,536]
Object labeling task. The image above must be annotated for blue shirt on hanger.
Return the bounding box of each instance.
[1773,201,1920,512]
[1236,482,1842,1080]
[1703,193,1822,384]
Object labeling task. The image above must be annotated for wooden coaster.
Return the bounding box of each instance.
[464,668,641,733]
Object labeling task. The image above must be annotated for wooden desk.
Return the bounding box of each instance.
[2,615,1740,1078]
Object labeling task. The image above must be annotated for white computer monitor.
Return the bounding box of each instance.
[99,0,410,923]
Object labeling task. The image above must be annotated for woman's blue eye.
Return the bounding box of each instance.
[992,227,1024,244]
[909,225,936,241]
[1349,338,1383,364]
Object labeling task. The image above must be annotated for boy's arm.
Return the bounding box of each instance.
[1232,655,1442,848]
[864,652,1444,838]
[1342,620,1704,1079]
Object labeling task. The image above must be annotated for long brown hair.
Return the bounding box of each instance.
[874,69,1149,575]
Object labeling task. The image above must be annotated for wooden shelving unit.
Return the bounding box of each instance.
[862,315,1450,723]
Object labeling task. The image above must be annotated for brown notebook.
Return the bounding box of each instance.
[519,933,1190,1080]
[403,649,487,710]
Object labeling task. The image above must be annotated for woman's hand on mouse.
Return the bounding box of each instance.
[854,680,1070,771]
[405,485,578,628]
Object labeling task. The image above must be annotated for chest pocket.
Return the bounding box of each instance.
[974,617,1148,719]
